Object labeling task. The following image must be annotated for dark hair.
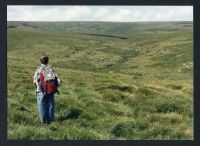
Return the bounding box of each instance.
[40,55,49,65]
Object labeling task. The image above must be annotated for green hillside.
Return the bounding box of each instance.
[7,21,193,140]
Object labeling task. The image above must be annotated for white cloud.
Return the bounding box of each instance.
[62,6,91,21]
[94,8,112,19]
[7,6,193,22]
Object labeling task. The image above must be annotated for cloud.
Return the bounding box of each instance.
[7,6,193,22]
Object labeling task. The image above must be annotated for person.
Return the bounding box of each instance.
[33,55,60,124]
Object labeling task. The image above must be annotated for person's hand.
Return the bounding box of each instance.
[33,80,37,88]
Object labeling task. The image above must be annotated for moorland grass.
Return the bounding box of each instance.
[7,21,193,140]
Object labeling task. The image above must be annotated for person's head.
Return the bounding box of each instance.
[40,55,49,65]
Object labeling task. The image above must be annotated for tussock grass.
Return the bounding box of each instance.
[7,21,193,140]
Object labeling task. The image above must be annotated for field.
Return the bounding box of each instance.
[7,21,193,140]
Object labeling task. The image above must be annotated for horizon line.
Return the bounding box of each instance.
[7,20,193,23]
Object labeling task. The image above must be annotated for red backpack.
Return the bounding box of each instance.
[39,65,58,94]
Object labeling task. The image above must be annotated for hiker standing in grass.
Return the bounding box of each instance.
[33,55,60,124]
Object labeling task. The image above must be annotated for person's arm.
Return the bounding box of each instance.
[54,72,61,86]
[33,69,39,88]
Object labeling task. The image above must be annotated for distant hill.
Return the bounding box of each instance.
[7,21,192,37]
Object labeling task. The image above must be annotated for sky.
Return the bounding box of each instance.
[7,6,193,22]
